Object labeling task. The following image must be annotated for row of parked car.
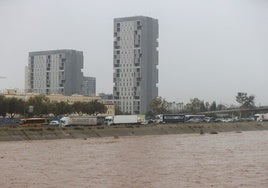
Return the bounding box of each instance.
[152,114,258,124]
[183,117,256,123]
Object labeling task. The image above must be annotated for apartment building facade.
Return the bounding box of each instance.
[27,49,83,95]
[113,16,159,114]
[82,76,96,96]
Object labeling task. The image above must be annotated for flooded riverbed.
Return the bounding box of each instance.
[1,131,268,188]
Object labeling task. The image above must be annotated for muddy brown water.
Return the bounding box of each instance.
[0,131,268,188]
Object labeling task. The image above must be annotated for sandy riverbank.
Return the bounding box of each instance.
[0,121,268,141]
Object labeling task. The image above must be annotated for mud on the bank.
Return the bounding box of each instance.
[0,122,267,141]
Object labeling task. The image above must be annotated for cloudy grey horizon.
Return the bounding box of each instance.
[0,0,267,106]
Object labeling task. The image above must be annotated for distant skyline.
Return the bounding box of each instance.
[0,0,267,106]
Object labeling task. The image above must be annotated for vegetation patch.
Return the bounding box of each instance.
[28,128,43,132]
[73,127,84,130]
[46,127,55,131]
[209,131,218,134]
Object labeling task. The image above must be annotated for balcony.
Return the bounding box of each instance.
[113,73,120,78]
[134,63,140,67]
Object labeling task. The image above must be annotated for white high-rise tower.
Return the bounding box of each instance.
[113,16,159,114]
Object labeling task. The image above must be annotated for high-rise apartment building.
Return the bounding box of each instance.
[113,16,159,114]
[82,76,96,96]
[27,49,83,95]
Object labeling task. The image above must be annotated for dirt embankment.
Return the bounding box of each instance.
[0,122,267,141]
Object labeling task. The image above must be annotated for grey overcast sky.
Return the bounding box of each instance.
[0,0,267,106]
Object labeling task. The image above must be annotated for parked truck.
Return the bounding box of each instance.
[254,113,268,122]
[105,115,145,126]
[59,116,98,127]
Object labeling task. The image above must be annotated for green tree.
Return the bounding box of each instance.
[236,92,255,108]
[0,97,24,118]
[189,98,202,113]
[210,101,217,111]
[150,97,169,115]
[205,102,210,111]
[0,96,26,118]
[184,103,192,113]
[72,101,86,114]
[72,100,107,115]
[217,104,227,111]
[0,96,8,118]
[27,95,50,116]
[200,101,207,112]
[49,101,72,115]
[87,100,107,115]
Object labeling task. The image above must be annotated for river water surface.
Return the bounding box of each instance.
[1,131,268,188]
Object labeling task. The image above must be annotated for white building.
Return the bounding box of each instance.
[113,16,159,114]
[27,49,83,95]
